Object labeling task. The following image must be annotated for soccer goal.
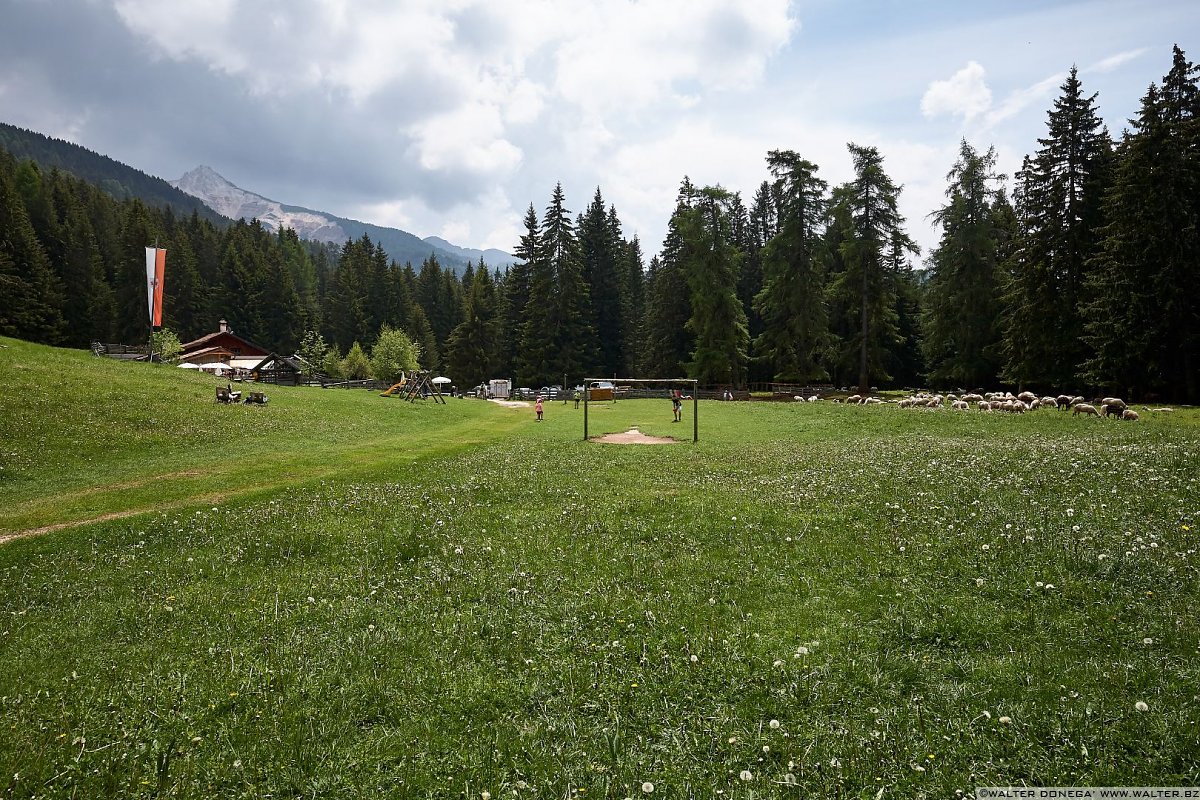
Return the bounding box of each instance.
[582,377,700,443]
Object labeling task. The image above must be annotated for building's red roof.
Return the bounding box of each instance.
[181,329,269,359]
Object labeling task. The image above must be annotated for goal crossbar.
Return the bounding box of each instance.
[582,377,699,443]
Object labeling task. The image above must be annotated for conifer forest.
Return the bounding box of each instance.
[1,47,1197,402]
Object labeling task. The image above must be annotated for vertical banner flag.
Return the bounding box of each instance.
[145,247,166,327]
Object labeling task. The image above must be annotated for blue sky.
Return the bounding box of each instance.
[1,0,1194,261]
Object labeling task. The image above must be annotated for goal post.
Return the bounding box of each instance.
[582,377,699,443]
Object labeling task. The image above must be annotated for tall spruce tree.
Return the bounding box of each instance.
[579,188,623,376]
[1002,67,1113,391]
[503,205,538,380]
[678,185,749,386]
[922,141,1005,388]
[0,160,65,342]
[752,150,830,383]
[445,264,500,389]
[641,179,697,377]
[1083,46,1200,401]
[828,144,918,392]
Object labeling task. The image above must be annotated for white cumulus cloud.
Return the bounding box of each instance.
[921,61,992,120]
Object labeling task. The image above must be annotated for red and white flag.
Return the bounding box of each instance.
[145,247,166,327]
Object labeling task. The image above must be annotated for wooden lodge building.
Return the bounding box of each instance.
[179,319,270,373]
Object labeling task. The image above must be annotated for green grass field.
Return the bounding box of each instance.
[2,336,1198,798]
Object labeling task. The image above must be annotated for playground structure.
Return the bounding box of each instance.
[583,377,699,443]
[380,371,447,404]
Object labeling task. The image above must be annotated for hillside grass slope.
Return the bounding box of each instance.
[1,337,1197,798]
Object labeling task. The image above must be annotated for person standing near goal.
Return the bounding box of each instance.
[671,390,682,423]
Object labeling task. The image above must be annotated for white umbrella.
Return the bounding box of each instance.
[202,362,232,373]
[431,376,452,384]
[177,362,201,369]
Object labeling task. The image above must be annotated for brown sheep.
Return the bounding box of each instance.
[1121,409,1140,421]
[1073,403,1099,417]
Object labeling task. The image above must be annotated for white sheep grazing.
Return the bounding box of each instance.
[1152,407,1174,413]
[1101,397,1127,410]
[846,394,862,404]
[1122,409,1140,421]
[864,397,884,405]
[807,395,819,403]
[1017,391,1038,404]
[1040,396,1057,408]
[1073,403,1099,417]
[977,400,992,411]
[963,393,984,403]
[952,400,969,410]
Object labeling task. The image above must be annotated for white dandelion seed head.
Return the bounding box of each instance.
[769,719,780,729]
[1136,701,1149,712]
[998,716,1012,724]
[975,577,985,587]
[981,544,990,551]
[1143,637,1154,645]
[739,770,753,781]
[829,757,841,768]
[642,782,655,793]
[690,654,698,663]
[481,792,491,800]
[773,659,784,668]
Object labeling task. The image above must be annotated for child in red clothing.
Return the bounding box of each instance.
[535,396,544,421]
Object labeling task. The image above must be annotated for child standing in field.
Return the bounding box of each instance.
[671,390,682,423]
[535,396,544,421]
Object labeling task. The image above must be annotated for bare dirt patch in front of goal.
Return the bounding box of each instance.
[590,427,681,445]
[489,399,531,408]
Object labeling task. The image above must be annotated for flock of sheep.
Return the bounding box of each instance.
[830,390,1177,420]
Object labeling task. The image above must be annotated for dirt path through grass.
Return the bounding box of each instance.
[1,413,524,541]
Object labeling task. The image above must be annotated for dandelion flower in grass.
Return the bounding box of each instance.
[975,577,985,587]
[773,659,784,668]
[690,654,698,663]
[769,719,780,729]
[481,793,491,800]
[784,773,798,786]
[641,782,655,794]
[739,770,753,781]
[829,757,841,768]
[998,716,1012,724]
[1136,701,1149,712]
[1143,637,1154,645]
[981,544,990,551]
[795,646,809,656]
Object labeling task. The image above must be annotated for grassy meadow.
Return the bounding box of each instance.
[1,336,1198,798]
